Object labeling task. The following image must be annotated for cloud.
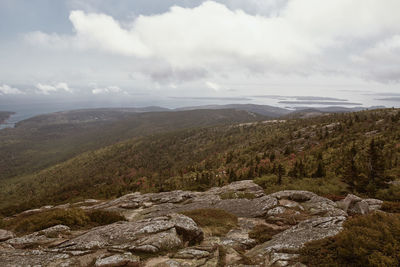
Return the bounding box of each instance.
[35,82,73,94]
[25,1,400,83]
[0,84,24,95]
[91,86,125,94]
[205,81,221,92]
[351,35,400,82]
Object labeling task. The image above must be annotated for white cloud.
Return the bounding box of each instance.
[91,85,124,94]
[24,0,400,83]
[0,84,24,95]
[35,82,73,94]
[205,81,221,91]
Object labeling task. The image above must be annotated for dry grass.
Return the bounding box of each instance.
[2,208,125,235]
[181,208,238,236]
[248,224,283,244]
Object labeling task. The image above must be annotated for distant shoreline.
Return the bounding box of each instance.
[0,111,15,125]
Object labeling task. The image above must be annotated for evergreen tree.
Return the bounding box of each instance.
[366,139,392,193]
[342,144,359,192]
[277,163,285,185]
[312,153,326,178]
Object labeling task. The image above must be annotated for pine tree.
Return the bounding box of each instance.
[277,163,285,185]
[342,144,359,192]
[366,139,391,193]
[312,153,326,178]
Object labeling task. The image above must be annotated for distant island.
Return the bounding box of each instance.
[0,111,15,124]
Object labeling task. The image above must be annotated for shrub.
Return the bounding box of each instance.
[299,212,400,267]
[86,210,125,225]
[5,208,125,235]
[181,208,238,236]
[381,201,400,213]
[13,208,89,234]
[248,224,283,243]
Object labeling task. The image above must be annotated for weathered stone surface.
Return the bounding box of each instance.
[348,200,370,215]
[131,228,182,253]
[169,213,203,244]
[264,252,299,267]
[6,225,70,249]
[269,191,315,202]
[246,216,346,264]
[0,181,387,266]
[95,253,140,267]
[364,198,383,211]
[58,214,202,253]
[0,229,15,242]
[0,249,70,266]
[39,224,70,237]
[213,196,278,218]
[173,248,211,259]
[213,180,266,197]
[337,194,381,215]
[338,194,362,213]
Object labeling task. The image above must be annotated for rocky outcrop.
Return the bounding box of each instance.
[6,225,70,249]
[58,214,202,253]
[95,253,140,267]
[0,230,14,242]
[0,180,385,266]
[337,194,382,215]
[246,216,346,266]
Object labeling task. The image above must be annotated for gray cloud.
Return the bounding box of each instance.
[0,0,400,108]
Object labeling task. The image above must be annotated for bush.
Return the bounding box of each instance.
[254,175,347,197]
[13,208,89,234]
[86,210,125,225]
[248,224,283,243]
[299,212,400,267]
[5,208,125,234]
[181,208,238,236]
[381,201,400,213]
[376,185,400,201]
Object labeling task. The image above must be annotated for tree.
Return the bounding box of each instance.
[342,144,359,192]
[312,153,325,178]
[277,163,285,185]
[365,139,392,193]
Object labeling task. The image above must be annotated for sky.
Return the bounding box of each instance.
[1,0,400,110]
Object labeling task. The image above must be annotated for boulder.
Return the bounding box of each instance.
[0,230,15,242]
[348,200,370,215]
[39,224,70,237]
[95,253,140,267]
[269,191,315,202]
[58,214,203,253]
[364,198,383,211]
[0,249,70,267]
[338,194,379,215]
[246,216,346,264]
[338,194,362,212]
[6,225,70,249]
[173,248,211,259]
[213,196,278,218]
[214,180,265,197]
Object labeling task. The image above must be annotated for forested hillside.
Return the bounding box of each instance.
[0,109,264,182]
[0,108,399,216]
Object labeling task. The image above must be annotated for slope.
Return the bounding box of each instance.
[0,108,265,181]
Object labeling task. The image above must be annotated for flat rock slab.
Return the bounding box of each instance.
[246,216,346,264]
[57,214,203,253]
[95,252,140,267]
